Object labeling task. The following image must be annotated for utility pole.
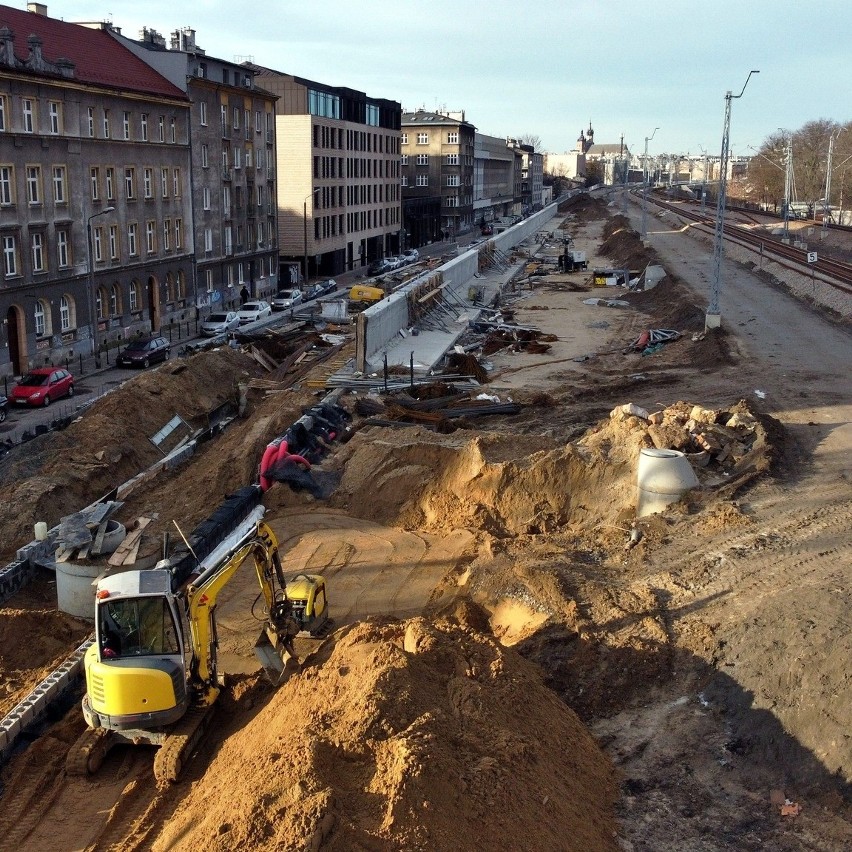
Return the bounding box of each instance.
[707,70,759,330]
[782,134,792,240]
[641,127,659,240]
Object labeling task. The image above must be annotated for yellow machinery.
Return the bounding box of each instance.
[67,518,329,782]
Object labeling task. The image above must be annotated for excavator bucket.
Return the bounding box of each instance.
[254,627,299,686]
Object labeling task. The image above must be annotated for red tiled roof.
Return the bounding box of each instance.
[0,5,187,100]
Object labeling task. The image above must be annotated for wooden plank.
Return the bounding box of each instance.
[91,520,109,556]
[121,535,143,566]
[55,546,76,563]
[107,517,153,567]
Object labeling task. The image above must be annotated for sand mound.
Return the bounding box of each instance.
[0,348,264,561]
[154,618,618,852]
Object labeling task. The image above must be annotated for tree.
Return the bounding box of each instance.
[518,134,542,152]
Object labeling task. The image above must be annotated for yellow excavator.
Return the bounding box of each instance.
[67,487,330,783]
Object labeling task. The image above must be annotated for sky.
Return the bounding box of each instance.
[30,0,851,159]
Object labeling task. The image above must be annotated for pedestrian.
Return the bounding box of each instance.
[239,285,250,305]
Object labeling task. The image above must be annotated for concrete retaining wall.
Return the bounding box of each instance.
[357,202,561,371]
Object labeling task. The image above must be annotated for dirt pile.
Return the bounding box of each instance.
[558,194,610,222]
[153,618,618,852]
[0,347,265,561]
[599,217,657,271]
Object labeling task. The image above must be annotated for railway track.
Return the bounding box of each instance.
[648,196,852,295]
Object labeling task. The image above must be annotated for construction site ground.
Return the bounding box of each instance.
[0,193,850,850]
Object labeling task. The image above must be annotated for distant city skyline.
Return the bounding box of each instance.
[30,0,850,157]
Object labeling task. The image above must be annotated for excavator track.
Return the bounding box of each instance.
[152,704,213,784]
[66,726,113,776]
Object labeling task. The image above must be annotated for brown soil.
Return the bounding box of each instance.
[0,198,850,851]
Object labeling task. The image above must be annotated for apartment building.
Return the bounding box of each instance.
[111,26,279,309]
[401,110,476,243]
[246,65,401,279]
[473,133,520,228]
[0,4,192,376]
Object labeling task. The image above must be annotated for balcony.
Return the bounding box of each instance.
[222,167,232,181]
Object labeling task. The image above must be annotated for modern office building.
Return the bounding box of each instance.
[0,3,193,376]
[246,65,401,280]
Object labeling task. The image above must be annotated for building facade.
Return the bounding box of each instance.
[111,26,280,311]
[401,110,476,242]
[0,4,193,377]
[248,66,401,279]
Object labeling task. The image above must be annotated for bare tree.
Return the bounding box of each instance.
[519,134,542,151]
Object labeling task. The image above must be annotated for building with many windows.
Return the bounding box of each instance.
[0,3,192,376]
[109,26,279,310]
[246,65,401,280]
[401,110,476,244]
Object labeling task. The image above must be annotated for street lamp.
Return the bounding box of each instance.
[641,127,659,239]
[302,188,320,286]
[706,70,759,330]
[87,206,115,368]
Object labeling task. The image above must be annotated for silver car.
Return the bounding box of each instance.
[237,300,273,324]
[271,289,304,311]
[200,310,240,337]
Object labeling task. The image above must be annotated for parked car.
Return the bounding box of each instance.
[367,258,392,276]
[310,279,337,298]
[117,335,171,368]
[200,311,240,337]
[11,367,75,407]
[0,393,7,422]
[402,248,420,262]
[270,289,303,311]
[238,300,273,324]
[385,256,403,270]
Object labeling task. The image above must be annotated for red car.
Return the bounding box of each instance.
[11,367,75,407]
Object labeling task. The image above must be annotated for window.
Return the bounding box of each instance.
[446,195,459,207]
[401,175,408,187]
[202,187,211,210]
[109,225,119,260]
[103,109,110,138]
[123,111,130,140]
[172,168,181,197]
[223,185,231,215]
[401,132,408,144]
[446,175,460,186]
[245,146,252,168]
[416,154,428,166]
[57,229,69,267]
[233,107,239,130]
[143,168,153,198]
[31,233,45,272]
[204,227,212,252]
[417,133,428,144]
[169,117,176,143]
[125,167,135,199]
[129,281,139,311]
[93,226,103,262]
[146,221,156,253]
[3,235,17,277]
[175,218,182,248]
[110,283,121,316]
[158,116,164,142]
[205,269,213,292]
[87,107,94,137]
[53,166,68,204]
[401,154,408,165]
[22,99,34,133]
[34,300,46,336]
[201,144,209,168]
[220,105,226,135]
[0,166,13,204]
[90,167,100,201]
[224,226,232,254]
[447,132,459,144]
[446,153,459,166]
[127,223,137,256]
[307,89,340,119]
[199,101,207,126]
[234,147,241,170]
[105,167,115,200]
[95,287,104,320]
[49,102,61,134]
[163,219,171,251]
[161,168,169,197]
[26,166,41,204]
[141,113,148,141]
[244,109,250,136]
[255,110,261,133]
[416,175,428,187]
[0,95,6,131]
[60,295,71,331]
